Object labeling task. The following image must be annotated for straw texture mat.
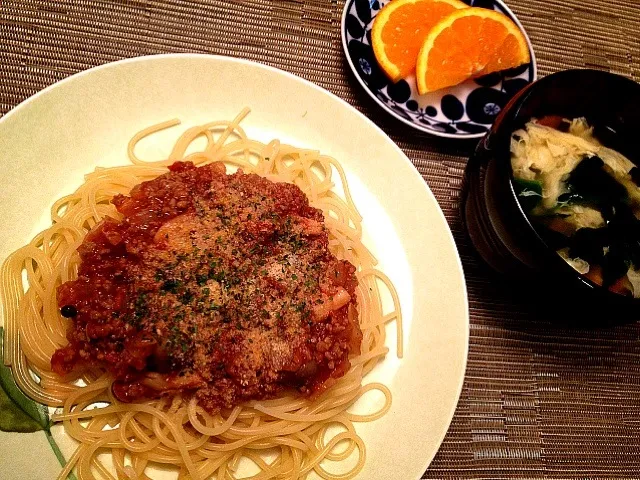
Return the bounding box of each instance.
[1,0,640,478]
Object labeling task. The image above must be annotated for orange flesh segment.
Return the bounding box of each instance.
[427,18,511,91]
[381,2,462,80]
[478,34,523,75]
[417,9,530,94]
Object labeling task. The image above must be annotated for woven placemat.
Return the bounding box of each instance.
[2,1,640,478]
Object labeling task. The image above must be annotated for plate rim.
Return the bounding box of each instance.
[340,0,538,139]
[0,53,470,478]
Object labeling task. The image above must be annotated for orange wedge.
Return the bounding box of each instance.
[416,8,531,94]
[371,0,469,82]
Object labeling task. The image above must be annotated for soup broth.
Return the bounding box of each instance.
[511,117,640,297]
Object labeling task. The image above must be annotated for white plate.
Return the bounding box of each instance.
[0,54,469,479]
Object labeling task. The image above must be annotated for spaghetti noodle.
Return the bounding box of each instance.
[1,108,402,480]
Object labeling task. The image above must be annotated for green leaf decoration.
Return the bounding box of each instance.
[0,327,49,432]
[0,385,43,432]
[0,327,78,479]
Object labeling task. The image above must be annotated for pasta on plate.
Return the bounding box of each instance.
[1,108,402,480]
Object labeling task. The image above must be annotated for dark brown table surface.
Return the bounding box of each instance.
[2,1,640,478]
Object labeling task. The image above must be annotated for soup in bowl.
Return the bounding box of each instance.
[462,69,640,315]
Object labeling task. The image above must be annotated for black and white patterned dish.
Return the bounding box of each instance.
[341,0,537,139]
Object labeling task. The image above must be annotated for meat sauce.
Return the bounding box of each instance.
[52,161,361,411]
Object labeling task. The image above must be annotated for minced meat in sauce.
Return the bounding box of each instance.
[52,161,361,412]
